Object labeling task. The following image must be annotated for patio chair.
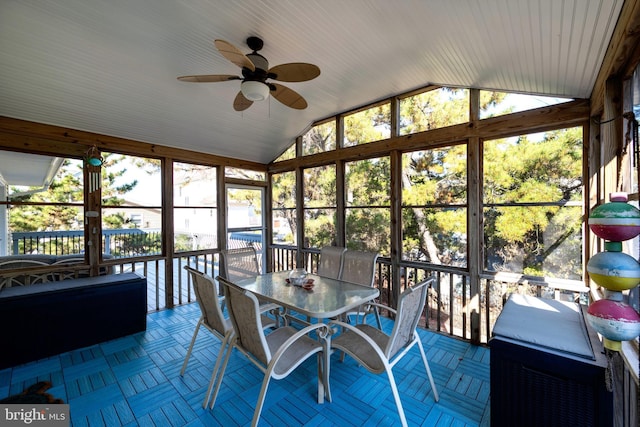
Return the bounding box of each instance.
[317,246,346,279]
[339,250,381,328]
[220,246,281,322]
[180,266,276,408]
[329,278,439,427]
[213,276,331,426]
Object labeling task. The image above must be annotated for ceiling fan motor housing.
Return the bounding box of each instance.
[246,53,269,75]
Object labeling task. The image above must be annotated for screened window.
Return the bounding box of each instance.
[2,151,84,256]
[401,145,467,266]
[273,145,296,162]
[399,87,469,135]
[271,171,296,245]
[173,162,217,252]
[483,127,583,279]
[344,103,391,147]
[479,91,572,119]
[303,165,336,247]
[101,153,162,258]
[225,167,265,181]
[345,157,391,255]
[303,120,336,156]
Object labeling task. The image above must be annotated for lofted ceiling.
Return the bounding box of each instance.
[0,0,624,164]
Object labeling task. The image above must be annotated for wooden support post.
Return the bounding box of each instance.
[468,89,482,345]
[162,158,174,309]
[390,150,402,308]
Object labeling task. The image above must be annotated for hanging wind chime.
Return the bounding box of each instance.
[85,146,102,194]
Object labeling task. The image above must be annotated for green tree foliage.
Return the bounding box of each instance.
[346,158,390,254]
[400,88,479,265]
[101,153,138,207]
[402,145,468,265]
[271,171,296,243]
[399,88,470,134]
[273,88,582,278]
[484,127,583,278]
[302,121,336,155]
[9,159,84,233]
[344,104,390,146]
[303,165,336,247]
[101,153,139,229]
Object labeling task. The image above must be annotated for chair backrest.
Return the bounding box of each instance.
[220,247,261,282]
[218,276,271,366]
[339,250,379,287]
[184,266,228,336]
[317,246,346,279]
[385,278,432,359]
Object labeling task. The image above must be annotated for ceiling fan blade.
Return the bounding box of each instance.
[214,39,255,71]
[177,74,240,83]
[233,91,253,111]
[269,63,320,82]
[271,83,308,109]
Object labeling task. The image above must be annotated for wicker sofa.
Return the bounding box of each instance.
[0,254,113,288]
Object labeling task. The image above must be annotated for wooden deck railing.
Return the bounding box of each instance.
[268,245,590,344]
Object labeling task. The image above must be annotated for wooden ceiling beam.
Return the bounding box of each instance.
[0,116,267,171]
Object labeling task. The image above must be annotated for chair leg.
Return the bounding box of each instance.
[180,317,203,376]
[251,376,272,427]
[202,333,231,408]
[209,336,236,409]
[386,368,408,427]
[417,338,439,402]
[321,343,331,403]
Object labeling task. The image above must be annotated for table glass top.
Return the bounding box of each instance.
[233,270,379,319]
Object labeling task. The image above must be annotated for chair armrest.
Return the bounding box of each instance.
[363,302,396,315]
[268,322,332,377]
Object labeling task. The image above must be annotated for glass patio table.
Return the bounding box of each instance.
[233,269,380,403]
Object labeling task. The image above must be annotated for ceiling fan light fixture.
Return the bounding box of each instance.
[241,81,270,101]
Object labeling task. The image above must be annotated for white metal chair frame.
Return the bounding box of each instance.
[329,278,439,427]
[213,276,332,427]
[180,266,276,409]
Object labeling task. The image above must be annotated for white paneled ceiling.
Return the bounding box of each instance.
[0,0,624,164]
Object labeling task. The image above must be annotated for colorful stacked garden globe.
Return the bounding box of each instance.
[586,242,640,291]
[588,192,640,241]
[586,193,640,351]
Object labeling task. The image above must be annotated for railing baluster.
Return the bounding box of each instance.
[449,273,454,335]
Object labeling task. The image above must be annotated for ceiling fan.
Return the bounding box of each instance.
[177,36,320,111]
